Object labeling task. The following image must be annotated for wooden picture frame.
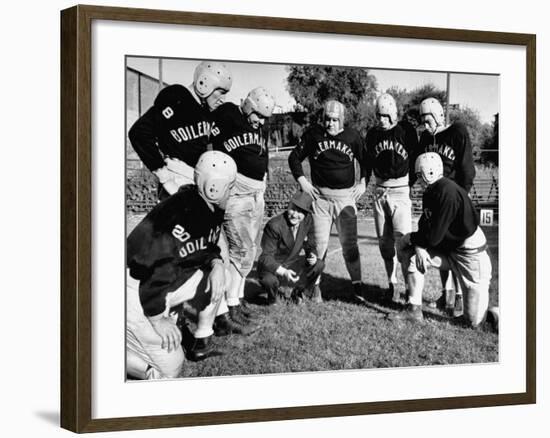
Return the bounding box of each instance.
[60,4,536,433]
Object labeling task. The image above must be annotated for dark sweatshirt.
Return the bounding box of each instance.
[288,125,365,189]
[127,185,224,316]
[211,102,269,181]
[415,122,475,192]
[128,84,214,172]
[410,177,479,251]
[364,121,418,183]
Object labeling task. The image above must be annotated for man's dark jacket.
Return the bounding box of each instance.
[257,212,315,275]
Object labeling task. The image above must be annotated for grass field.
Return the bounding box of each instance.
[127,214,499,378]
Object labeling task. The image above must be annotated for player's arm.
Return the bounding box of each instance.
[362,130,374,183]
[127,216,159,281]
[288,136,307,180]
[455,125,476,192]
[128,106,166,172]
[404,124,419,188]
[350,130,367,200]
[409,132,425,188]
[288,132,320,198]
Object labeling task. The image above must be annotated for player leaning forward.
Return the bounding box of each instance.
[395,152,494,327]
[211,87,276,317]
[128,61,232,199]
[365,93,418,302]
[128,63,258,333]
[289,100,367,299]
[126,151,237,380]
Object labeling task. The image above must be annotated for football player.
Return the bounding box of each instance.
[211,87,276,322]
[364,93,418,302]
[395,152,494,329]
[126,151,237,380]
[413,97,477,315]
[128,61,233,200]
[288,100,366,300]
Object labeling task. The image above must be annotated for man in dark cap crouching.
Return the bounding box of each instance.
[257,191,325,304]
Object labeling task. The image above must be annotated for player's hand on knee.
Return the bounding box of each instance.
[414,246,429,274]
[298,177,320,200]
[206,261,226,301]
[149,316,182,352]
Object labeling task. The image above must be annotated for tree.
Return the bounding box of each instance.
[286,65,378,134]
[448,106,484,160]
[479,113,499,165]
[389,83,447,127]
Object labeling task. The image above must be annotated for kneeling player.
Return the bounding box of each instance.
[395,153,494,328]
[126,151,236,380]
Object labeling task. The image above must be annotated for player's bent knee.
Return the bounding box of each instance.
[157,348,185,379]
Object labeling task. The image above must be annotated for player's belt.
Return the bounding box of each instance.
[375,175,409,188]
[230,172,266,197]
[454,243,487,255]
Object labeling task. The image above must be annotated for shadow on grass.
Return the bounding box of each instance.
[244,267,403,316]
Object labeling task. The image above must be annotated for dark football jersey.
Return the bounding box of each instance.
[211,103,268,181]
[289,125,365,189]
[127,185,224,316]
[128,84,215,172]
[365,122,417,181]
[416,123,475,192]
[410,177,479,251]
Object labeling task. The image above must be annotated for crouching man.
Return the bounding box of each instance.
[257,191,325,304]
[394,152,494,328]
[126,151,237,380]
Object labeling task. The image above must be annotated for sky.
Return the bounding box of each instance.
[127,56,499,124]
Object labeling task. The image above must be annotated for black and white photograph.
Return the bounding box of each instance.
[125,56,500,380]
